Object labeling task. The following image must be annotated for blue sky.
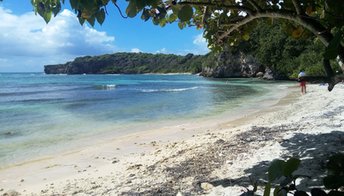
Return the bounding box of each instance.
[0,1,209,72]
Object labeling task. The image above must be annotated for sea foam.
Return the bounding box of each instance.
[95,84,117,90]
[141,86,198,93]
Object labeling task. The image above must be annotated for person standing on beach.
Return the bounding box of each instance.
[298,70,306,94]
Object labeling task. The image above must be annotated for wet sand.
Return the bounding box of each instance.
[1,84,343,195]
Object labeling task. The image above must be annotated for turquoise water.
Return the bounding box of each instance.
[0,73,283,167]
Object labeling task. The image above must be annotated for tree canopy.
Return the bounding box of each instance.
[26,0,344,89]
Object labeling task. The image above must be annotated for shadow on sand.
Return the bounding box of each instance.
[207,131,344,191]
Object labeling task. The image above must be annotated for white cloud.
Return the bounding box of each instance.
[0,7,116,72]
[156,48,168,54]
[131,48,142,53]
[191,33,210,55]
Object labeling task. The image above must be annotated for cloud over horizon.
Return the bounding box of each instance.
[191,33,209,54]
[131,48,142,53]
[0,7,116,72]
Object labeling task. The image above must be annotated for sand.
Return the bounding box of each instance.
[1,83,343,195]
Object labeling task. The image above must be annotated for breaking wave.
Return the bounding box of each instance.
[141,86,198,93]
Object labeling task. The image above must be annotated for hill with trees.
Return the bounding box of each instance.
[31,0,344,90]
[45,21,338,80]
[44,52,207,74]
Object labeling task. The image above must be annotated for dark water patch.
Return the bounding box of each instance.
[0,90,61,97]
[64,102,90,110]
[7,97,66,104]
[0,130,22,139]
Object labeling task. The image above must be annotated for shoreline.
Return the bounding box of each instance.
[0,77,289,169]
[0,81,290,170]
[0,82,294,194]
[1,83,342,195]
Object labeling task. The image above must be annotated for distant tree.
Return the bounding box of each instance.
[20,0,344,89]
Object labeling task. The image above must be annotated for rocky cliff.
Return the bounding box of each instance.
[44,53,205,74]
[200,50,264,78]
[44,51,271,78]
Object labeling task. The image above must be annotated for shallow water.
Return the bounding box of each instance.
[0,73,288,167]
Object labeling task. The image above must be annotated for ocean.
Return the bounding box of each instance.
[0,73,288,167]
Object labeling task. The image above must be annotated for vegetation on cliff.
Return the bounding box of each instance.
[238,21,341,79]
[31,0,344,89]
[45,22,340,78]
[44,52,213,74]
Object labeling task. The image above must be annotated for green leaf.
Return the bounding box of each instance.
[147,0,158,8]
[157,6,167,19]
[324,31,342,59]
[167,13,178,23]
[87,16,95,27]
[52,1,61,16]
[283,157,300,177]
[242,32,250,41]
[172,5,180,15]
[263,183,271,196]
[152,17,160,25]
[96,8,106,25]
[136,0,146,10]
[78,17,85,25]
[178,5,193,22]
[268,159,286,182]
[82,1,95,11]
[70,0,79,9]
[144,0,155,6]
[178,22,185,29]
[159,20,166,27]
[126,1,138,18]
[101,0,110,5]
[41,11,52,23]
[141,8,151,21]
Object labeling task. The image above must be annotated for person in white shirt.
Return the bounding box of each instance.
[298,70,306,94]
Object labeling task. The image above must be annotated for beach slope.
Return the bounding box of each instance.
[1,84,343,195]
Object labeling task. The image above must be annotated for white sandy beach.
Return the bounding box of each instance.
[1,83,344,195]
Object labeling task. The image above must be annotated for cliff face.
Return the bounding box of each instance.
[44,51,268,78]
[44,53,205,75]
[200,50,264,78]
[44,64,70,74]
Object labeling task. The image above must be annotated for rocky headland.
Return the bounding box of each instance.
[44,50,274,79]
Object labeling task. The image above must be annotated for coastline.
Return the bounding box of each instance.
[1,83,343,195]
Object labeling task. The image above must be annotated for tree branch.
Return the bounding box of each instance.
[202,6,209,25]
[218,10,332,46]
[179,1,254,15]
[324,58,344,91]
[291,0,302,15]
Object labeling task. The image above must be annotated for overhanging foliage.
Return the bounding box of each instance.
[11,0,344,89]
